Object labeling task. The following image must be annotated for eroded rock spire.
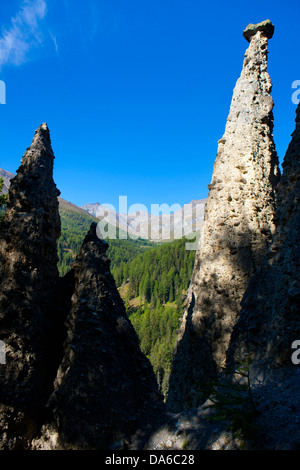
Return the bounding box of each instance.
[167,21,280,412]
[0,124,61,448]
[34,223,164,450]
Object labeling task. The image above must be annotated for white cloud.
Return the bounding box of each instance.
[0,0,47,69]
[50,32,58,53]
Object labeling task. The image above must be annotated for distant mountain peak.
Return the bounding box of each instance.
[0,168,15,194]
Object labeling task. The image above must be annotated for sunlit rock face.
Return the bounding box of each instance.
[167,21,280,412]
[227,102,300,369]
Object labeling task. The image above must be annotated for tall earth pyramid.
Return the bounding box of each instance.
[167,20,280,412]
[0,124,62,448]
[36,223,164,450]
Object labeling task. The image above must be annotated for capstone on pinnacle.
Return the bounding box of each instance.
[243,19,275,42]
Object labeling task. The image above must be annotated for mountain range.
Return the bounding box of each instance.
[1,168,206,242]
[82,199,206,241]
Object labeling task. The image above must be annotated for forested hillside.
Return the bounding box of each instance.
[118,238,196,395]
[58,202,156,276]
[0,178,7,224]
[57,205,196,395]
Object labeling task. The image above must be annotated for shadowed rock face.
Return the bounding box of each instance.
[0,125,165,450]
[227,102,300,369]
[35,222,164,450]
[167,21,280,412]
[0,124,62,449]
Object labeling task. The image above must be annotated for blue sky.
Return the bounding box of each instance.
[0,0,299,212]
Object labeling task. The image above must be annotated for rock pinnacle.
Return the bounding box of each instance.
[167,18,280,413]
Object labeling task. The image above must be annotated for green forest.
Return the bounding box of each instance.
[57,206,157,277]
[120,238,196,394]
[57,206,196,395]
[0,178,7,224]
